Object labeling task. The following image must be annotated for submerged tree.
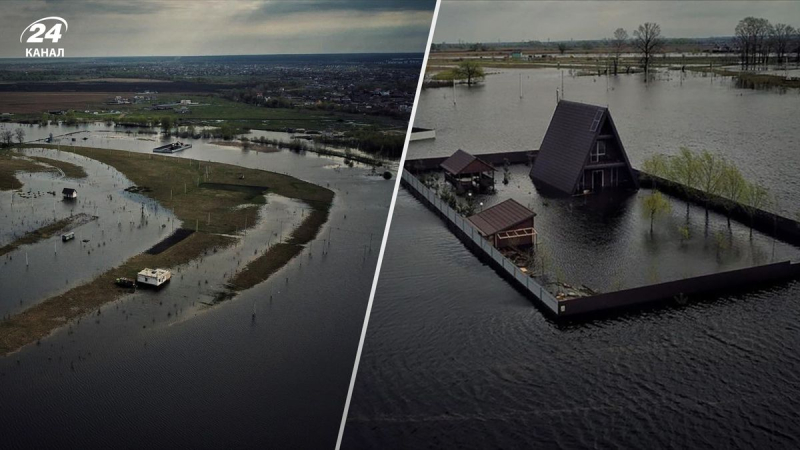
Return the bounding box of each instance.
[632,22,664,81]
[642,153,670,187]
[696,150,725,212]
[642,191,671,233]
[454,61,486,86]
[0,129,13,147]
[160,116,173,136]
[14,128,25,145]
[741,182,772,238]
[719,162,747,227]
[670,147,701,213]
[611,28,629,76]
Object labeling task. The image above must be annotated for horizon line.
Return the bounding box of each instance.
[0,51,425,61]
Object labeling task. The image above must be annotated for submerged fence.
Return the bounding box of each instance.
[401,169,560,314]
[402,168,800,318]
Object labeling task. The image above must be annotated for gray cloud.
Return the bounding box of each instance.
[434,1,800,43]
[0,0,434,57]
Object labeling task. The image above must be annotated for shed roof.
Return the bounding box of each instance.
[467,198,536,236]
[62,188,76,194]
[530,100,608,193]
[440,149,495,175]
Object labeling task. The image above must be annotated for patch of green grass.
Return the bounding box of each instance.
[0,216,77,258]
[0,150,87,190]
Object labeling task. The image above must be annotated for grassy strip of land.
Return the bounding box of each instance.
[226,205,330,291]
[0,144,333,355]
[30,156,88,179]
[0,150,88,190]
[0,232,233,355]
[690,67,800,89]
[209,140,280,152]
[0,216,74,258]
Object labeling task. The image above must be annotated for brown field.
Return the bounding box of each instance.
[0,92,126,114]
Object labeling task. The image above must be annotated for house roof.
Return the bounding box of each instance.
[530,100,612,194]
[440,149,495,175]
[467,198,536,236]
[62,188,76,194]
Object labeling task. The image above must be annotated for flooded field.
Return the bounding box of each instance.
[428,164,800,294]
[0,123,394,448]
[344,68,800,447]
[412,68,800,213]
[0,149,175,316]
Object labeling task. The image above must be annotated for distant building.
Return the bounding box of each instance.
[530,100,638,195]
[62,188,77,199]
[180,99,192,105]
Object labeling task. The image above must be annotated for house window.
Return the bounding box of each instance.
[591,141,606,163]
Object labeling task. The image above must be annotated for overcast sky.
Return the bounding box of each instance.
[0,0,435,58]
[434,1,800,43]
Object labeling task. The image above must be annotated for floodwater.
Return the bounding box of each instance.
[344,191,800,448]
[0,123,394,448]
[0,149,176,316]
[412,68,800,213]
[444,164,800,293]
[342,70,800,447]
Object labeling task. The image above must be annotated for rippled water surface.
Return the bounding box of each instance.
[344,191,800,449]
[412,68,800,212]
[343,71,800,448]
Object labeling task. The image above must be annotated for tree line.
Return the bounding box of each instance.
[642,147,772,235]
[735,18,799,68]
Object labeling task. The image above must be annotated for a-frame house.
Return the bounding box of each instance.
[529,100,638,195]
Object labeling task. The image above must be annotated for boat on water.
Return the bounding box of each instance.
[153,142,192,153]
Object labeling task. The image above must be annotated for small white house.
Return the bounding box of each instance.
[62,188,77,199]
[180,99,192,105]
[137,268,171,287]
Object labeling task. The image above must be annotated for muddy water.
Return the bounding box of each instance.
[0,125,394,448]
[0,149,175,316]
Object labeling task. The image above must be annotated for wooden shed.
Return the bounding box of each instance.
[530,100,638,195]
[467,199,537,248]
[62,188,77,200]
[440,149,495,194]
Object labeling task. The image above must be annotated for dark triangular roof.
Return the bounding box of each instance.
[530,100,634,194]
[440,149,495,175]
[467,199,535,236]
[62,188,76,194]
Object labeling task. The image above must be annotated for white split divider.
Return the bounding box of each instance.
[401,170,559,313]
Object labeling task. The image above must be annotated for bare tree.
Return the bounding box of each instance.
[632,22,664,81]
[14,128,25,145]
[612,28,628,75]
[771,23,796,63]
[735,17,772,68]
[0,130,13,147]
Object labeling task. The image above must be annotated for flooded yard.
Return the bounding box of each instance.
[424,164,800,294]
